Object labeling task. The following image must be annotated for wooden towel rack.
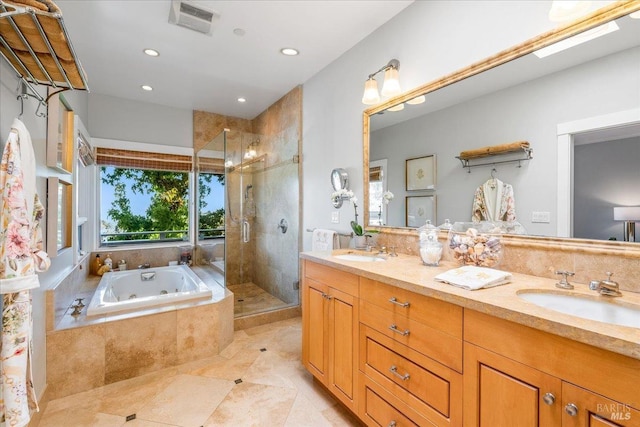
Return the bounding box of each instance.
[0,0,89,105]
[456,141,533,172]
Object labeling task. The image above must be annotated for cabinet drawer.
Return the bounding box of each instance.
[360,325,462,426]
[360,300,463,372]
[360,278,462,338]
[360,375,437,427]
[304,260,358,296]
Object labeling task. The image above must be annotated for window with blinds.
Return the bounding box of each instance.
[96,147,193,172]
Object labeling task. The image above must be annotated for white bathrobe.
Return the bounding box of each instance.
[471,178,516,222]
[0,118,50,427]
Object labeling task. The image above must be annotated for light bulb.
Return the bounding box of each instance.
[361,78,380,105]
[381,67,401,98]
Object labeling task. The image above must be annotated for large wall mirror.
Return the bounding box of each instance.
[364,3,640,246]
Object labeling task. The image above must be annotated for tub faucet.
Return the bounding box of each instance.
[589,272,622,297]
[137,263,150,269]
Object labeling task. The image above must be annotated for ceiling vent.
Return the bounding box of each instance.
[168,0,220,36]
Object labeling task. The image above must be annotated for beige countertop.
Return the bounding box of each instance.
[300,249,640,360]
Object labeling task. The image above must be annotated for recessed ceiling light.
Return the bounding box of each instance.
[233,28,246,36]
[143,48,159,57]
[141,85,153,91]
[237,97,246,103]
[280,47,299,56]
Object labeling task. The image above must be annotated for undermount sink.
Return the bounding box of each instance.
[517,290,640,329]
[333,254,386,262]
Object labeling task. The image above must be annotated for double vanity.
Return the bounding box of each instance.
[300,250,639,426]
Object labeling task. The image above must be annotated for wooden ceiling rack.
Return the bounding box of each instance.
[456,141,533,173]
[0,0,89,104]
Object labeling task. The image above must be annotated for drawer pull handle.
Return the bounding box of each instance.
[389,365,410,381]
[389,324,410,336]
[388,422,397,427]
[388,297,410,308]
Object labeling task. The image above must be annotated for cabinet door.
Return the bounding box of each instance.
[302,277,329,382]
[562,382,640,427]
[464,343,562,427]
[328,286,359,410]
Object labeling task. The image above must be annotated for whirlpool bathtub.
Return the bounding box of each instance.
[86,265,213,317]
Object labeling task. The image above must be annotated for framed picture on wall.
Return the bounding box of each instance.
[406,154,436,191]
[406,195,436,228]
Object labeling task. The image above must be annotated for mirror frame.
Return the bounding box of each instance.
[362,1,640,256]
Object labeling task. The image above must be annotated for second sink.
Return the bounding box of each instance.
[517,290,639,329]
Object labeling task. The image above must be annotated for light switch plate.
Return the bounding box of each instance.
[331,211,340,223]
[532,211,551,223]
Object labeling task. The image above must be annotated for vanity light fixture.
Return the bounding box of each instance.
[388,103,404,112]
[143,48,160,57]
[548,0,591,22]
[533,21,619,58]
[141,85,153,91]
[613,206,640,242]
[630,10,640,19]
[361,59,401,105]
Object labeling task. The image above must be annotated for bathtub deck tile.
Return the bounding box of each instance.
[176,292,233,364]
[104,311,177,384]
[46,324,106,400]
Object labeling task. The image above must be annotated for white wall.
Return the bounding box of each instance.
[370,47,640,236]
[302,0,564,250]
[0,60,89,399]
[88,93,192,147]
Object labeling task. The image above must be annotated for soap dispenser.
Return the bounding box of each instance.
[104,253,113,270]
[418,220,442,266]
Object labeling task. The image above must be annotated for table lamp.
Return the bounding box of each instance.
[613,207,640,242]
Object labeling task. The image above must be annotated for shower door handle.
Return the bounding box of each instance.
[243,220,250,243]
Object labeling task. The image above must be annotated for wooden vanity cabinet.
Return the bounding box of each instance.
[302,260,360,411]
[464,309,640,427]
[358,278,463,427]
[464,342,562,426]
[302,260,639,426]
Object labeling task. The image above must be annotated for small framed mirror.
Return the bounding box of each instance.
[331,168,349,192]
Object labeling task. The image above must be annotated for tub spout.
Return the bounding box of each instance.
[137,263,150,269]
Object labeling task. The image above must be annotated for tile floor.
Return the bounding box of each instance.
[36,317,361,427]
[227,282,291,317]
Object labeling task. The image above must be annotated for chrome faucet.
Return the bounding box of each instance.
[589,272,622,297]
[555,270,575,289]
[137,263,150,269]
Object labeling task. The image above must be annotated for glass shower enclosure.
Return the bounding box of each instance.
[196,129,299,318]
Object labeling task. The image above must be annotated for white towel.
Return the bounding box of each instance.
[312,229,339,251]
[434,266,512,290]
